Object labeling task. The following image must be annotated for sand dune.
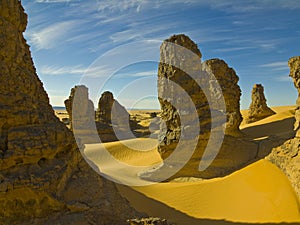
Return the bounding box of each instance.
[83,106,300,223]
[132,160,300,223]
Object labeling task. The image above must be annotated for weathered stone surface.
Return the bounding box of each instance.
[203,58,243,137]
[64,85,95,131]
[127,217,171,225]
[64,85,99,144]
[96,91,130,125]
[266,56,300,199]
[246,84,275,123]
[266,138,300,198]
[289,56,300,137]
[95,91,149,142]
[150,34,256,180]
[0,1,141,223]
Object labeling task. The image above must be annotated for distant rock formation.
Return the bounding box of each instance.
[96,91,130,125]
[246,84,275,123]
[143,34,257,180]
[0,1,140,223]
[267,56,300,199]
[203,59,243,136]
[64,85,99,144]
[64,85,95,130]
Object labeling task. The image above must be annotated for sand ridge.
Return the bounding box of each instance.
[82,106,300,223]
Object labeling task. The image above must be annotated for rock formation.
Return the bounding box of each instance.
[64,85,100,144]
[289,56,300,138]
[143,34,257,180]
[64,85,95,130]
[128,217,171,225]
[246,84,275,123]
[0,1,141,223]
[95,91,149,142]
[203,58,243,136]
[96,91,130,125]
[266,56,300,199]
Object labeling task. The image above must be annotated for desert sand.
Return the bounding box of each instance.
[80,105,300,224]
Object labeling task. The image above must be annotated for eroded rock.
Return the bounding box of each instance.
[246,84,275,123]
[147,34,257,180]
[203,58,243,136]
[266,56,300,199]
[0,1,141,223]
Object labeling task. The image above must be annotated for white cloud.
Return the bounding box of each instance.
[35,0,72,2]
[213,46,255,53]
[260,61,287,67]
[275,75,293,82]
[28,21,78,50]
[41,65,87,75]
[116,70,157,78]
[259,61,289,72]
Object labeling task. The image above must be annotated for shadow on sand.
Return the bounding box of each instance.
[117,184,299,225]
[241,117,295,139]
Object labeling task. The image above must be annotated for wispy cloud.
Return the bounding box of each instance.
[27,21,79,50]
[259,61,288,71]
[41,65,87,75]
[275,75,292,82]
[35,0,72,3]
[116,70,157,78]
[213,46,255,53]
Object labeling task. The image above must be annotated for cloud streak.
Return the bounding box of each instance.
[27,21,79,50]
[41,65,87,75]
[259,61,288,71]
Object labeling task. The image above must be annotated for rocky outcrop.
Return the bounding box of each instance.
[289,56,300,137]
[127,217,171,225]
[203,59,243,136]
[64,85,99,144]
[64,85,95,130]
[266,56,300,199]
[0,1,141,223]
[95,91,149,142]
[246,84,275,123]
[146,34,257,180]
[96,91,130,125]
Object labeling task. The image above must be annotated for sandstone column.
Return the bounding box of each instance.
[246,84,275,123]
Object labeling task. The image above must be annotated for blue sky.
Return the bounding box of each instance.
[22,0,300,109]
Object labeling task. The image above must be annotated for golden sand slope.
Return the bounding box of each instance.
[83,106,299,223]
[133,160,300,223]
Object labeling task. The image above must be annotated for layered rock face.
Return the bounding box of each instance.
[152,34,256,180]
[0,1,140,223]
[267,56,300,199]
[246,84,275,123]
